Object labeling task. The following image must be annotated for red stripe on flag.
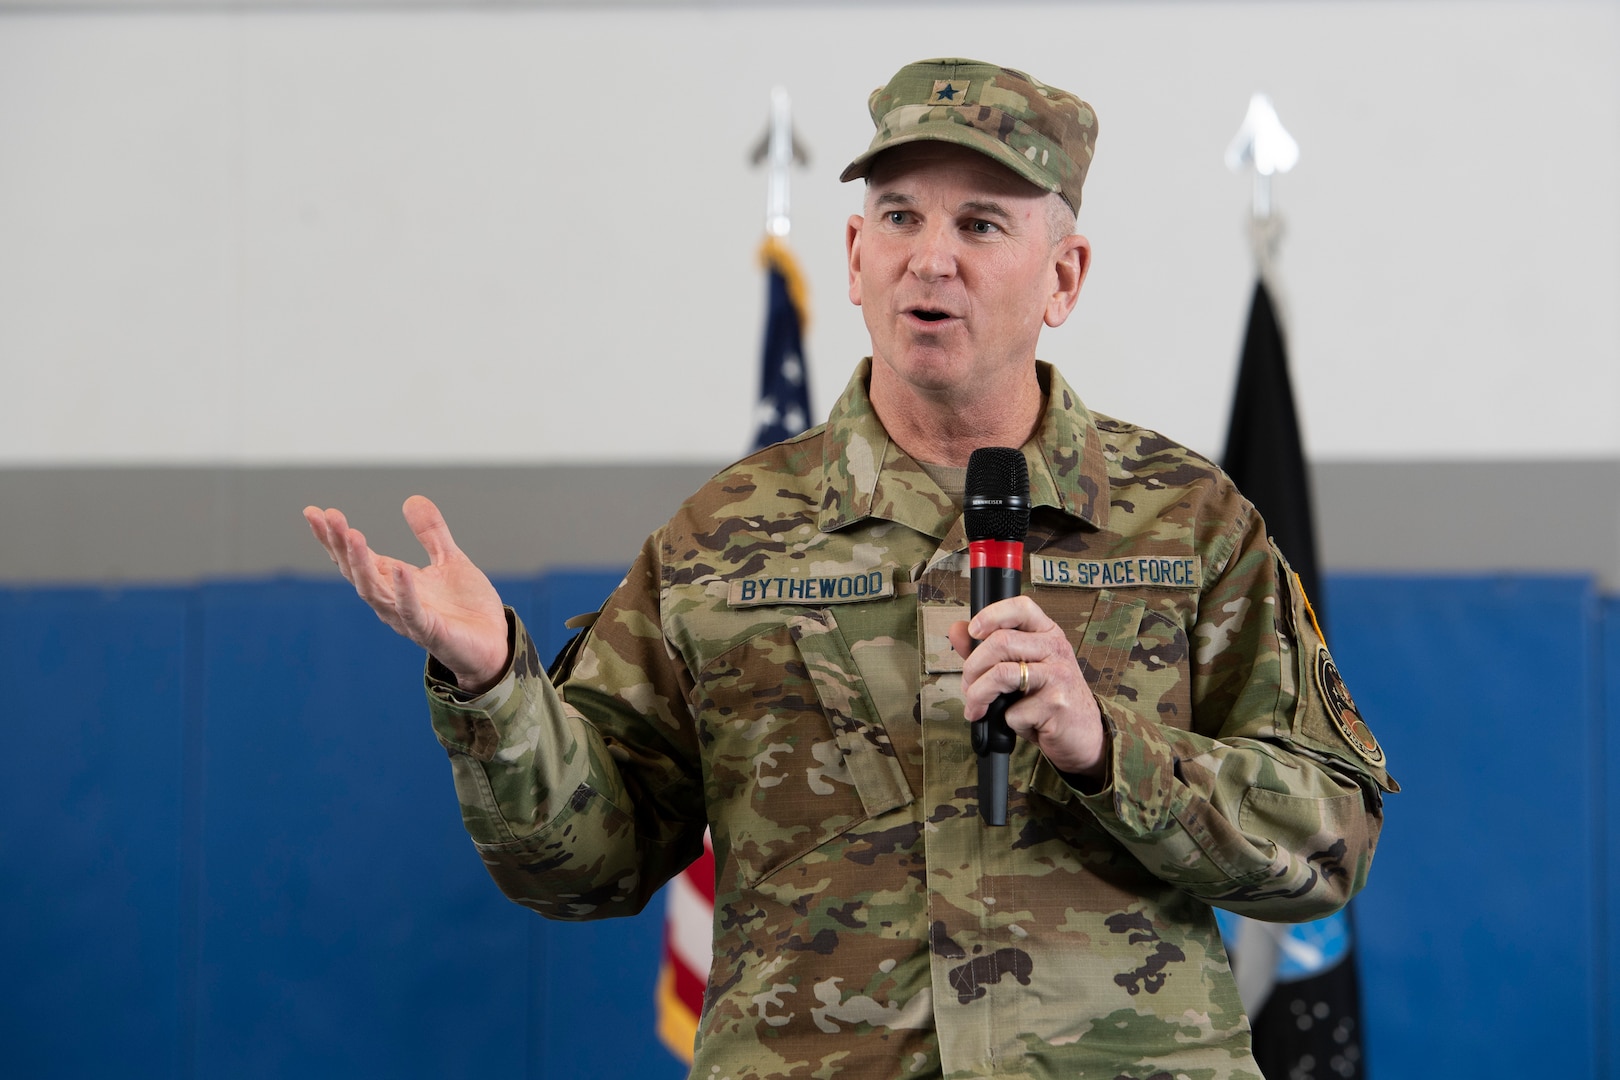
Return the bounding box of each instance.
[656,831,715,1064]
[685,842,716,903]
[668,937,708,1010]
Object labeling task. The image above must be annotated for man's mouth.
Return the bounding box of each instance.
[910,308,952,323]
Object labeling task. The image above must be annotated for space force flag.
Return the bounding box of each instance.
[1219,277,1366,1080]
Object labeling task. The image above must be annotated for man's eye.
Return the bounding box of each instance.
[887,211,909,225]
[969,220,998,234]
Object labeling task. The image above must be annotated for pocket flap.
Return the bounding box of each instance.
[1076,590,1147,698]
[789,612,915,819]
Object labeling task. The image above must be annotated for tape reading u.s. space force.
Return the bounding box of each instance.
[1031,554,1201,590]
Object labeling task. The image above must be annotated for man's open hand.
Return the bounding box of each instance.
[303,495,510,693]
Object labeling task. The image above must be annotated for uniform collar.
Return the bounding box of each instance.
[817,359,1110,542]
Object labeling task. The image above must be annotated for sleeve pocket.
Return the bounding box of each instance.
[1238,786,1368,878]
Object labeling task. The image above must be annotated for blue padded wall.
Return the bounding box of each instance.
[1602,599,1620,1075]
[187,579,539,1079]
[0,587,192,1079]
[1327,575,1603,1079]
[2,571,1613,1079]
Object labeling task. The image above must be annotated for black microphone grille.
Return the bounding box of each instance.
[964,446,1031,541]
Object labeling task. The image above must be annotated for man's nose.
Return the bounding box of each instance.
[908,224,957,281]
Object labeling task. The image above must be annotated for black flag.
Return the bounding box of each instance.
[1220,278,1366,1080]
[1223,279,1321,603]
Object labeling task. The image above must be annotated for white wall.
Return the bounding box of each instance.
[1,0,1615,466]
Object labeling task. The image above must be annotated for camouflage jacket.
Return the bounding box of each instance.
[426,360,1396,1080]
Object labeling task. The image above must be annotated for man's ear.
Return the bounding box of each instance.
[846,214,865,306]
[1044,233,1091,328]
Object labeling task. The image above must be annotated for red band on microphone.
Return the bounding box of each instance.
[969,539,1025,571]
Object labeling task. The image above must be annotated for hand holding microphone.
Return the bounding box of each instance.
[964,447,1032,827]
[956,448,1109,826]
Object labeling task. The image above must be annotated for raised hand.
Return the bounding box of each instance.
[303,495,511,693]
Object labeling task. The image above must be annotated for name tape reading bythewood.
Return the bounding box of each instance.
[1031,555,1202,590]
[728,570,895,607]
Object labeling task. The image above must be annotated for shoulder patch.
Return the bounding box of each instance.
[1314,647,1383,766]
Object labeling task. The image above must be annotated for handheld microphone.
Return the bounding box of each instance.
[964,446,1031,828]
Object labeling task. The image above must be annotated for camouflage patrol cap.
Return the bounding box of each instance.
[840,57,1098,212]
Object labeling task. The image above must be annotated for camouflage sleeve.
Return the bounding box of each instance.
[424,535,706,921]
[1063,503,1395,923]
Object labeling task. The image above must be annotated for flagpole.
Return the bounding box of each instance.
[1225,92,1298,280]
[755,85,809,236]
[1225,93,1298,220]
[765,86,793,238]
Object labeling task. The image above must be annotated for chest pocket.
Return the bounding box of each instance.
[1072,591,1146,697]
[694,608,914,888]
[1049,587,1195,721]
[1028,588,1197,808]
[1027,589,1149,811]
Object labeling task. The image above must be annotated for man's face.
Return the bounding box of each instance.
[846,142,1089,407]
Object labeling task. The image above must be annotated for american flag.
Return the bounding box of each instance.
[655,833,715,1059]
[751,235,812,449]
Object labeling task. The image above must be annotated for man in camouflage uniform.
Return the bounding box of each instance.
[306,58,1395,1080]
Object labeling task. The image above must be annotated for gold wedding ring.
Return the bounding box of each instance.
[1018,660,1030,694]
